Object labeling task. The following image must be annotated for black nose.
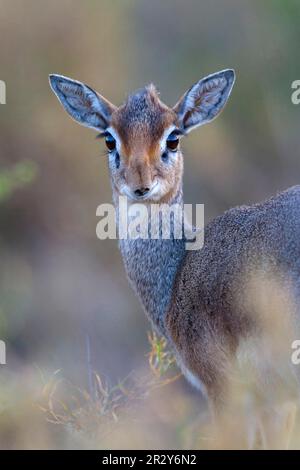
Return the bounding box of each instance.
[134,187,150,197]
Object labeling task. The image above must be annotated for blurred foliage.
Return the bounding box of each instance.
[0,161,38,202]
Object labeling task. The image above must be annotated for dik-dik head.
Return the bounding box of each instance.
[49,70,235,203]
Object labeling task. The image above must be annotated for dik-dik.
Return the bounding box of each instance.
[50,70,300,447]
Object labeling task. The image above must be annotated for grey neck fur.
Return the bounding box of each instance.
[115,188,186,337]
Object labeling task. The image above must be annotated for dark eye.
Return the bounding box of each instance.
[105,134,116,152]
[166,132,179,152]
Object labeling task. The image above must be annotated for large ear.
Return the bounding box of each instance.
[174,69,235,133]
[49,74,116,131]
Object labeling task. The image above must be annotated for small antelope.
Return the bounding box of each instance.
[50,70,300,448]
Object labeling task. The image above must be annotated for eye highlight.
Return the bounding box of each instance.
[166,131,179,152]
[105,133,116,152]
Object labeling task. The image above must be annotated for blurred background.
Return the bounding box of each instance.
[0,0,300,449]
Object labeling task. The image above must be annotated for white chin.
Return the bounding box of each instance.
[121,183,162,202]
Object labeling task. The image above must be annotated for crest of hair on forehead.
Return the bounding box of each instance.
[111,84,177,154]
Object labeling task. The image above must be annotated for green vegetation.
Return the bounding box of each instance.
[0,161,38,202]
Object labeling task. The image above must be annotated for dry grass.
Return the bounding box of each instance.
[2,269,300,449]
[37,331,182,445]
[37,288,300,449]
[1,315,300,449]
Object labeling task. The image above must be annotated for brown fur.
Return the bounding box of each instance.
[111,84,176,158]
[110,85,181,203]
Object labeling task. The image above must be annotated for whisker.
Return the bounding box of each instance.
[97,151,108,158]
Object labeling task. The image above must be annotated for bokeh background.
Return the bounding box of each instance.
[0,0,300,449]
